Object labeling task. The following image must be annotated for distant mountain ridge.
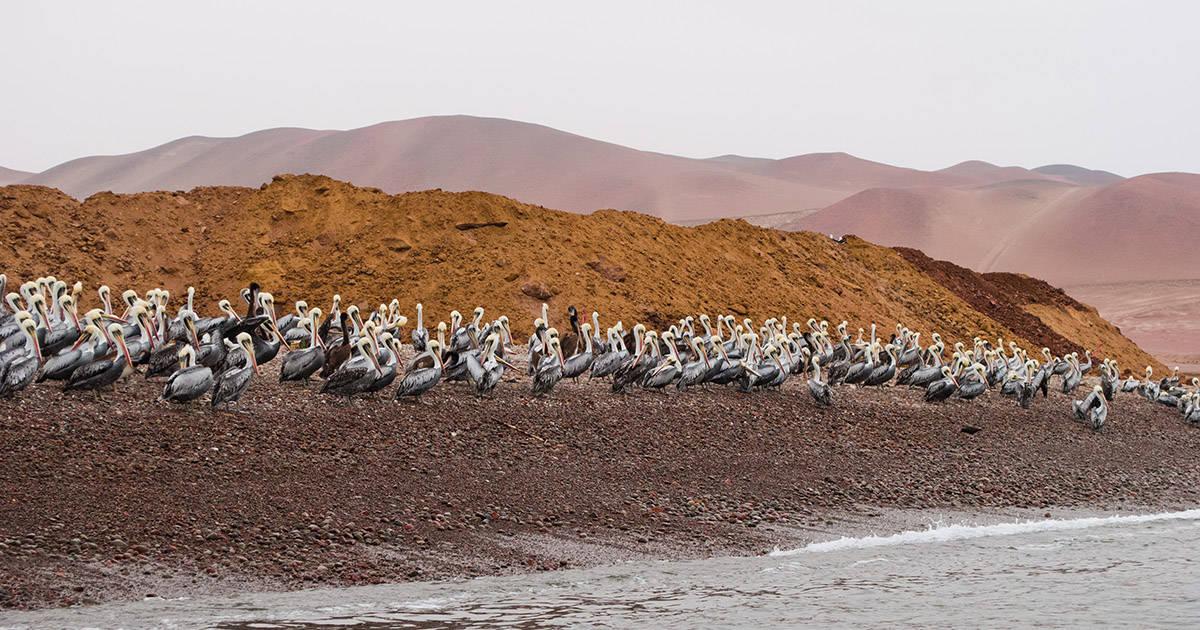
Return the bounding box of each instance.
[0,166,32,185]
[14,115,1141,224]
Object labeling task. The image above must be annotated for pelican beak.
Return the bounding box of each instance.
[496,356,517,370]
[246,342,262,376]
[140,314,156,351]
[369,350,383,374]
[30,330,43,364]
[118,336,134,369]
[186,319,200,348]
[70,332,89,351]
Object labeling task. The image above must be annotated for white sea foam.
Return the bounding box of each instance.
[771,509,1200,556]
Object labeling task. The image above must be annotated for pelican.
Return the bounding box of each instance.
[319,313,353,378]
[160,345,214,404]
[807,355,832,407]
[1181,393,1200,425]
[924,366,959,403]
[676,337,711,391]
[590,328,628,378]
[411,303,428,351]
[1017,360,1038,409]
[361,333,401,395]
[466,333,514,397]
[1072,385,1107,431]
[276,300,309,335]
[644,355,681,390]
[612,326,653,392]
[1059,354,1082,394]
[395,339,443,402]
[955,363,989,400]
[321,338,383,399]
[1137,366,1159,400]
[1100,359,1117,402]
[146,309,201,378]
[211,333,260,409]
[65,324,135,392]
[560,322,595,381]
[448,310,471,353]
[38,323,104,382]
[0,316,43,398]
[864,344,897,386]
[1000,370,1023,397]
[280,309,326,382]
[531,337,565,397]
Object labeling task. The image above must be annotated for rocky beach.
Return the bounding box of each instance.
[2,358,1198,611]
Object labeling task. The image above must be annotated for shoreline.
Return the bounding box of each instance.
[2,360,1199,611]
[5,505,1197,629]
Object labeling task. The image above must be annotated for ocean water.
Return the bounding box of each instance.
[6,510,1199,629]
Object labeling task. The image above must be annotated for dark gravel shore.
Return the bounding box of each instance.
[2,360,1198,610]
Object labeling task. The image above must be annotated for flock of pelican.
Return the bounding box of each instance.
[0,274,1197,433]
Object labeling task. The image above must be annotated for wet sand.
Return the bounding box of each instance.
[2,359,1198,610]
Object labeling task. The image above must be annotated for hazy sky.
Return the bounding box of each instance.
[3,1,1198,175]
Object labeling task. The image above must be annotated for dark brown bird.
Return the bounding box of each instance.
[559,305,582,357]
[319,313,352,379]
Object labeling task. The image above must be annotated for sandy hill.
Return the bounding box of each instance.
[709,152,970,189]
[1032,164,1123,186]
[0,166,31,185]
[936,160,1064,185]
[23,115,1140,225]
[24,116,857,223]
[785,173,1200,287]
[0,175,1159,370]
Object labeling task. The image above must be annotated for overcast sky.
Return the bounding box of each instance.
[3,1,1197,175]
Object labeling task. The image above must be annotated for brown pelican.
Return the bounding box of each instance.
[466,333,514,397]
[1073,385,1107,431]
[864,344,898,386]
[211,333,259,409]
[1060,354,1082,394]
[38,322,105,382]
[924,366,959,403]
[1099,359,1118,402]
[447,310,470,353]
[739,343,781,392]
[1181,393,1200,425]
[708,334,754,385]
[1159,366,1181,390]
[280,309,326,382]
[1000,370,1023,397]
[321,338,383,399]
[560,322,594,381]
[159,345,214,404]
[676,337,711,390]
[411,302,429,351]
[956,363,989,400]
[590,328,628,378]
[276,300,308,335]
[644,355,681,390]
[146,309,201,378]
[361,333,400,395]
[395,339,443,402]
[612,328,655,392]
[319,313,353,378]
[807,355,832,407]
[0,315,42,398]
[532,336,565,397]
[65,324,135,392]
